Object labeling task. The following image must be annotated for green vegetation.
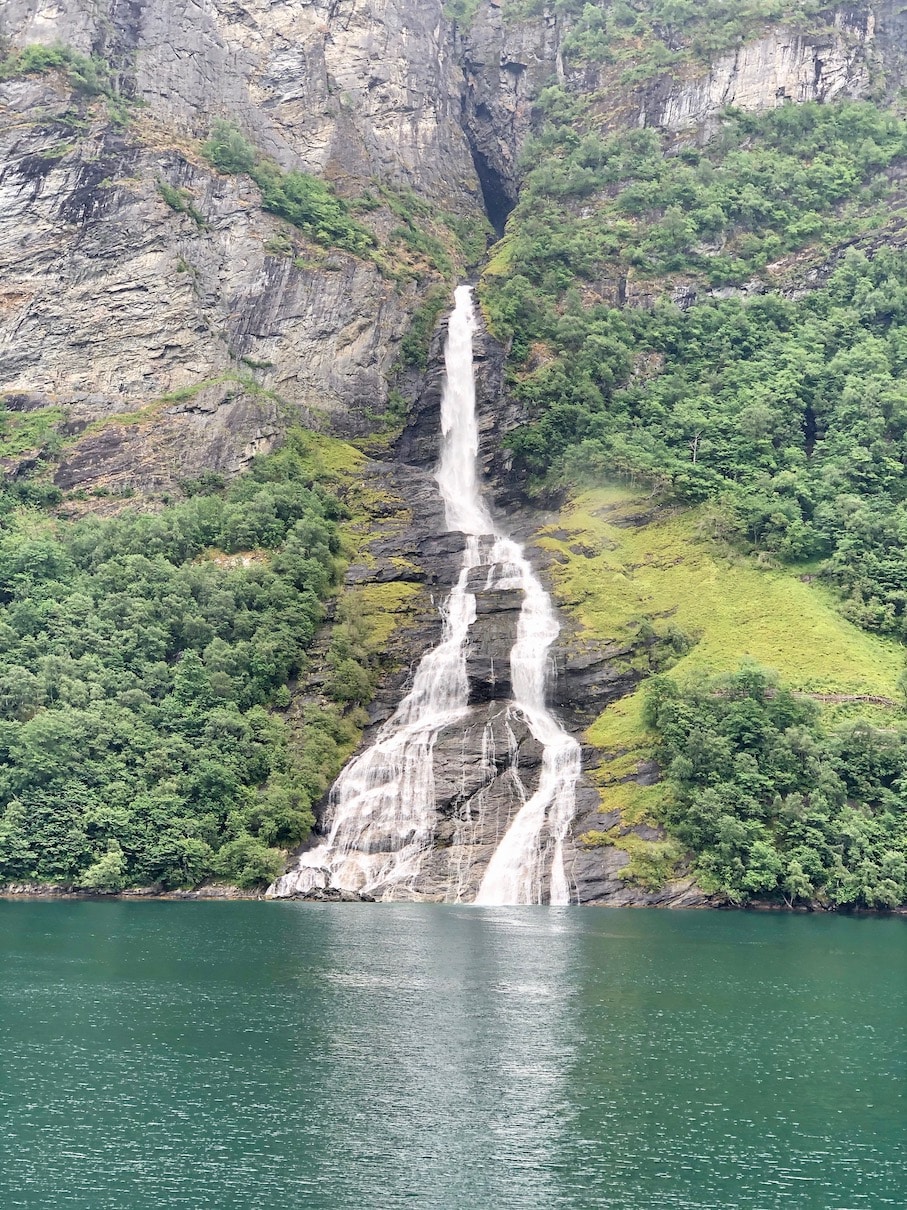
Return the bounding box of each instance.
[582,825,684,890]
[645,666,907,908]
[503,0,828,79]
[0,406,65,460]
[0,42,134,125]
[0,43,115,95]
[374,184,465,279]
[156,181,206,228]
[0,436,357,891]
[390,223,453,279]
[541,488,903,699]
[541,485,907,900]
[202,121,376,257]
[477,7,907,907]
[398,285,452,369]
[503,100,901,294]
[444,0,483,26]
[443,212,493,268]
[482,99,907,640]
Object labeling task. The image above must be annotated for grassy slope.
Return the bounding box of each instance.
[537,484,903,834]
[290,426,422,641]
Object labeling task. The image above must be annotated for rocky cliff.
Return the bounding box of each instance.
[2,0,892,488]
[1,0,901,903]
[0,0,494,494]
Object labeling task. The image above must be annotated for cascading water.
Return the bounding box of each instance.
[269,285,580,904]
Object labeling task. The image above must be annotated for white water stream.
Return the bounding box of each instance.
[270,286,580,904]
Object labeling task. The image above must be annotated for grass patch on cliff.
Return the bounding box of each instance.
[0,44,114,95]
[581,827,685,891]
[202,121,376,259]
[539,484,904,822]
[444,0,483,26]
[540,486,903,695]
[156,181,206,228]
[0,406,65,459]
[343,582,422,654]
[398,285,451,369]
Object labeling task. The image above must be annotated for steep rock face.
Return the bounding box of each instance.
[0,0,489,490]
[1,0,481,206]
[394,309,524,511]
[455,2,888,194]
[0,79,414,488]
[9,0,896,905]
[641,10,876,133]
[458,1,563,230]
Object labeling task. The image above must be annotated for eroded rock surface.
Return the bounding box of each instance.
[1,0,481,203]
[642,11,875,133]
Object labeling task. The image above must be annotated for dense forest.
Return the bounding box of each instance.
[0,438,379,890]
[644,668,907,907]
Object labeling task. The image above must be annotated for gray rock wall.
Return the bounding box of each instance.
[641,9,875,134]
[0,0,492,487]
[0,77,421,487]
[1,0,481,204]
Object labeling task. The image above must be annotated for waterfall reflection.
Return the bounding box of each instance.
[302,905,580,1210]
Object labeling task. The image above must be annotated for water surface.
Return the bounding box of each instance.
[1,903,904,1208]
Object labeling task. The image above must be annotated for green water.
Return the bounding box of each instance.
[0,904,904,1209]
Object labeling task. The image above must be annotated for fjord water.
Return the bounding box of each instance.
[2,903,905,1209]
[274,286,579,903]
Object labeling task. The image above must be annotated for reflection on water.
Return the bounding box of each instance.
[0,902,905,1209]
[303,906,577,1209]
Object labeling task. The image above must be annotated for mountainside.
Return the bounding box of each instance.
[2,0,907,908]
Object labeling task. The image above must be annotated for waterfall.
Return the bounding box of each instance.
[269,285,580,904]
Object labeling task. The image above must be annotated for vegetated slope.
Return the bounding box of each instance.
[0,433,424,891]
[538,488,905,904]
[0,3,476,892]
[479,0,907,906]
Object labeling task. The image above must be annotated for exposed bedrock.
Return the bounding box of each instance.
[456,1,564,234]
[0,0,482,206]
[640,9,876,134]
[0,81,425,490]
[0,0,491,493]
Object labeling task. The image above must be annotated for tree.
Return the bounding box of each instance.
[77,842,128,893]
[781,859,814,908]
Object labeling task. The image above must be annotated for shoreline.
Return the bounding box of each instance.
[1,882,905,914]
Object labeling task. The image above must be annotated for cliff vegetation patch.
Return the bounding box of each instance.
[503,0,831,79]
[540,485,907,897]
[202,121,377,258]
